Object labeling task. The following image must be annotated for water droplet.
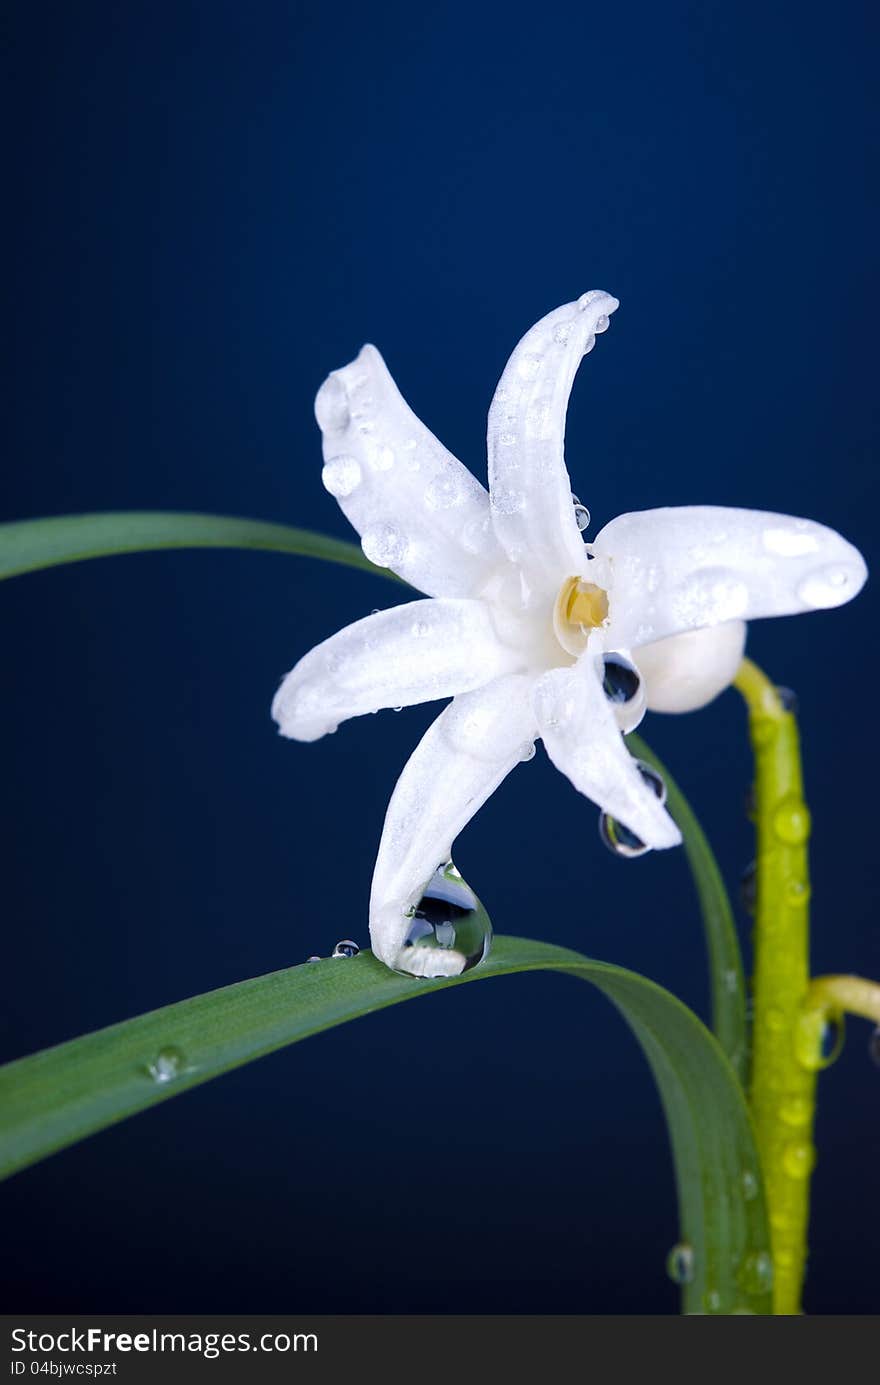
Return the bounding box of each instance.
[570,493,591,532]
[147,1046,187,1084]
[723,968,740,995]
[737,1251,773,1295]
[636,760,667,803]
[787,878,810,905]
[772,796,811,845]
[741,1169,759,1200]
[424,473,464,510]
[594,313,610,333]
[602,652,641,704]
[666,1242,694,1284]
[519,741,537,762]
[775,686,799,714]
[314,375,350,432]
[869,1027,880,1067]
[740,860,757,915]
[599,814,649,859]
[819,1015,845,1065]
[332,939,360,959]
[762,526,819,558]
[306,955,322,964]
[782,1141,816,1180]
[598,760,666,860]
[797,564,861,609]
[321,455,362,498]
[582,335,596,355]
[392,705,403,713]
[394,862,492,979]
[795,1009,845,1070]
[361,522,409,568]
[779,1095,811,1127]
[703,1289,723,1314]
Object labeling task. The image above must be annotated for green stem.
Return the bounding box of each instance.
[734,658,818,1315]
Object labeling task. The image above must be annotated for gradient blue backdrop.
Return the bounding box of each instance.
[2,0,877,1314]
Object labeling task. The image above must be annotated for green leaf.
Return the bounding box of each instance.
[627,732,748,1088]
[0,936,770,1314]
[0,512,401,583]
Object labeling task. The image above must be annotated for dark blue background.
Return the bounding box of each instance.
[2,1,877,1313]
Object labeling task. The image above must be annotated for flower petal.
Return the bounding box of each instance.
[369,674,538,972]
[533,651,681,849]
[486,291,619,592]
[635,621,747,713]
[593,506,868,649]
[272,598,523,742]
[315,345,502,597]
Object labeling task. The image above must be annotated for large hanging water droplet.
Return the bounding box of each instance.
[331,939,360,959]
[666,1242,695,1285]
[599,760,666,860]
[601,652,641,705]
[147,1046,187,1084]
[599,814,649,859]
[571,493,591,532]
[394,862,492,979]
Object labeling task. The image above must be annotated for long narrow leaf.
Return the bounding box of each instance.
[627,732,748,1088]
[0,512,397,582]
[0,936,770,1314]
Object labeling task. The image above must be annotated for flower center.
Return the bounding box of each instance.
[553,575,609,655]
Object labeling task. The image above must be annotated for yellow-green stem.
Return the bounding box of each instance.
[806,975,880,1025]
[734,658,821,1315]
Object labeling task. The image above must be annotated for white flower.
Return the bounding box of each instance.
[273,293,867,977]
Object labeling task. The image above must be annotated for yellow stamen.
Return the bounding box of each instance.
[553,575,609,655]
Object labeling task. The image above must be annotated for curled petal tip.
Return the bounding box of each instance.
[271,677,332,742]
[576,289,619,315]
